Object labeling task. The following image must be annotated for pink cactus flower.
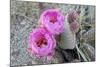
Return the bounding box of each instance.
[39,9,65,35]
[70,20,79,33]
[28,27,56,58]
[67,9,79,23]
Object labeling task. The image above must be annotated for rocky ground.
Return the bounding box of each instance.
[10,0,95,66]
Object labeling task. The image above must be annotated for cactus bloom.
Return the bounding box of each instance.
[67,9,79,33]
[28,27,56,58]
[39,9,64,35]
[70,20,79,33]
[67,9,79,23]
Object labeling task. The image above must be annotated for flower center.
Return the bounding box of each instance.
[36,36,47,48]
[50,16,57,23]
